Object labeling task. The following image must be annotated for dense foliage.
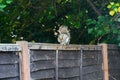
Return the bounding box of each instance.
[0,0,120,45]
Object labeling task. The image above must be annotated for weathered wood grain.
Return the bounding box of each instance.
[59,77,79,80]
[28,43,102,50]
[83,65,99,75]
[30,49,103,80]
[108,50,120,56]
[0,77,19,80]
[83,50,100,59]
[30,60,55,72]
[83,58,98,66]
[31,69,55,79]
[109,74,120,80]
[107,44,120,80]
[58,50,80,59]
[0,64,19,78]
[30,50,55,61]
[83,71,101,80]
[109,69,120,75]
[0,52,19,64]
[58,67,80,78]
[107,44,119,50]
[58,59,80,68]
[108,62,120,69]
[0,44,21,51]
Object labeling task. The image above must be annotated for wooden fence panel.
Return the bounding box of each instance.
[107,45,120,80]
[82,50,103,80]
[30,50,56,80]
[29,43,103,80]
[0,52,20,80]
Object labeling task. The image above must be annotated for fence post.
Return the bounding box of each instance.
[16,41,30,80]
[100,44,109,80]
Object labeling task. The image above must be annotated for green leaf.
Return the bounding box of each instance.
[88,28,93,34]
[113,29,118,34]
[0,4,6,9]
[98,30,103,35]
[86,19,96,25]
[6,0,12,4]
[0,0,3,3]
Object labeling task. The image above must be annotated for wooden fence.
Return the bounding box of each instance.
[107,45,120,80]
[0,44,21,80]
[0,41,120,80]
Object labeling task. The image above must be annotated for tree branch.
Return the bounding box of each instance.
[87,0,102,16]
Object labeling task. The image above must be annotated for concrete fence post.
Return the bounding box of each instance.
[16,41,30,80]
[99,44,109,80]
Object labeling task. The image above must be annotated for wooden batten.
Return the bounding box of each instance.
[16,41,30,80]
[100,44,109,80]
[28,43,102,50]
[0,44,21,51]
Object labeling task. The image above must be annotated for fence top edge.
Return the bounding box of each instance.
[28,43,102,50]
[0,44,22,52]
[107,44,119,50]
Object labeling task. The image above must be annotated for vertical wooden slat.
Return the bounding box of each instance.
[80,48,83,80]
[18,52,22,80]
[100,44,109,80]
[55,50,58,80]
[16,41,30,80]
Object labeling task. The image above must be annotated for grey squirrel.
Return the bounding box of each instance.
[55,25,70,45]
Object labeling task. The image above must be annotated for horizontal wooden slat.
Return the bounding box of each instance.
[30,60,55,72]
[83,50,101,59]
[109,69,120,75]
[83,71,102,80]
[58,50,80,59]
[108,58,120,63]
[0,52,19,64]
[58,60,80,68]
[108,63,120,69]
[0,64,19,78]
[83,58,98,66]
[30,50,55,61]
[0,44,21,51]
[83,65,99,75]
[0,77,19,80]
[107,44,119,50]
[33,78,54,80]
[58,67,79,78]
[109,75,120,80]
[59,76,79,80]
[31,69,55,79]
[108,50,120,55]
